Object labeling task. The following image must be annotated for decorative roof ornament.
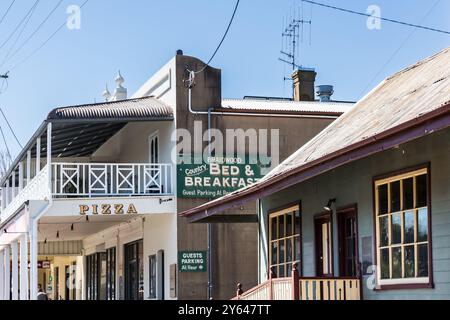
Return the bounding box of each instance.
[113,70,127,101]
[115,70,125,88]
[102,83,111,102]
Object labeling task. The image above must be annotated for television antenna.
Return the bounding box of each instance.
[279,2,313,98]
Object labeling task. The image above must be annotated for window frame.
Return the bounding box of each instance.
[373,163,434,290]
[149,255,157,300]
[268,201,302,278]
[149,131,159,164]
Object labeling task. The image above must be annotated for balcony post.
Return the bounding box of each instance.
[236,283,243,300]
[29,221,38,300]
[11,168,16,199]
[292,263,299,300]
[5,180,10,207]
[3,245,10,300]
[36,137,41,175]
[18,162,24,191]
[269,266,276,300]
[1,187,5,210]
[0,248,4,300]
[27,150,31,184]
[19,234,29,300]
[11,241,18,300]
[47,122,52,193]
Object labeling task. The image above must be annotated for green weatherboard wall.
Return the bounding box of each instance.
[177,155,270,199]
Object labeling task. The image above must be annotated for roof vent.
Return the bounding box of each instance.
[176,49,184,56]
[316,85,334,102]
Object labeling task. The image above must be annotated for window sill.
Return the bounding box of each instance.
[374,282,435,291]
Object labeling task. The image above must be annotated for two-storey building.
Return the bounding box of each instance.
[0,52,353,300]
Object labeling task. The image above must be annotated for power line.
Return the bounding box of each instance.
[0,0,40,69]
[358,0,442,99]
[0,123,12,164]
[0,107,23,148]
[0,0,40,52]
[301,0,450,35]
[1,0,65,69]
[10,0,90,71]
[191,0,240,75]
[0,0,16,26]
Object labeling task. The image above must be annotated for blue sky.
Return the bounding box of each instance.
[0,0,449,158]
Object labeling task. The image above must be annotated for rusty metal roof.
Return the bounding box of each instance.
[47,96,174,121]
[181,46,450,222]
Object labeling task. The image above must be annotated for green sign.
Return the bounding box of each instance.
[177,155,270,198]
[178,251,207,273]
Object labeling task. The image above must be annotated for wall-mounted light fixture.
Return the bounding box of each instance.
[324,198,337,212]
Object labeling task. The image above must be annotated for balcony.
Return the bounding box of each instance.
[233,265,362,301]
[52,163,173,197]
[1,162,173,221]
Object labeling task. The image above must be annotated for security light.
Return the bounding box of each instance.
[324,198,337,212]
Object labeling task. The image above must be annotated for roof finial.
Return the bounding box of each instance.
[102,83,111,101]
[115,70,125,88]
[113,70,127,101]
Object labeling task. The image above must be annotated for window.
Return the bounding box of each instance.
[86,253,107,300]
[149,132,159,164]
[149,255,157,299]
[375,167,431,287]
[269,204,301,278]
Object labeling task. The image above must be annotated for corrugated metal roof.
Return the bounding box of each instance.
[221,98,353,114]
[47,96,174,121]
[181,46,450,220]
[263,47,450,181]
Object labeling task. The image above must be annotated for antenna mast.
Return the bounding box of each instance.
[279,2,312,98]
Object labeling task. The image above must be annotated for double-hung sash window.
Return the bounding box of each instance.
[269,204,301,278]
[375,167,431,287]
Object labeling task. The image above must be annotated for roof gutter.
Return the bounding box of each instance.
[182,102,450,223]
[47,117,174,124]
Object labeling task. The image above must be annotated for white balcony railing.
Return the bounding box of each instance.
[52,163,173,197]
[1,165,50,222]
[0,163,173,221]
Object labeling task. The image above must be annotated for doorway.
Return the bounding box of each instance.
[124,240,144,300]
[337,205,359,277]
[314,214,333,277]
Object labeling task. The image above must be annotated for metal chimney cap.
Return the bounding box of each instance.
[316,85,334,102]
[316,85,334,94]
[176,49,184,56]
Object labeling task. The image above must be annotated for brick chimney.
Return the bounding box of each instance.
[292,68,317,102]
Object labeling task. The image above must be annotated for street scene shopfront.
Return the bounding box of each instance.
[0,52,353,300]
[0,93,176,300]
[181,48,450,301]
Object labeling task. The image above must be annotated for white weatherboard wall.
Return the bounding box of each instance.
[143,214,178,300]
